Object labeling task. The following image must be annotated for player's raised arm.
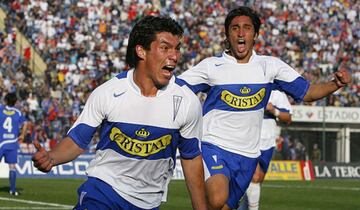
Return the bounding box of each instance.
[32,137,84,173]
[303,69,351,102]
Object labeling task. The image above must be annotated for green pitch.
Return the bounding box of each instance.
[0,178,359,209]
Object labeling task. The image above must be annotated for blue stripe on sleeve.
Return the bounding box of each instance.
[68,123,97,149]
[178,137,201,159]
[273,105,290,113]
[175,78,211,94]
[276,107,290,113]
[274,77,310,102]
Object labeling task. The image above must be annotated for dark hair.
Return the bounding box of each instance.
[126,16,184,68]
[5,92,17,106]
[225,6,261,38]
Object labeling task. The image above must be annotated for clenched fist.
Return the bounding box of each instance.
[32,142,54,173]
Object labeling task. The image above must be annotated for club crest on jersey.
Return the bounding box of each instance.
[221,88,266,109]
[240,86,251,94]
[109,127,172,157]
[173,95,183,121]
[135,128,150,138]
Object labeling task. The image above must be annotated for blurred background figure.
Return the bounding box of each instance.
[0,92,27,196]
[311,143,322,162]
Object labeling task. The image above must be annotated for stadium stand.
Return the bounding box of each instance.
[0,0,358,154]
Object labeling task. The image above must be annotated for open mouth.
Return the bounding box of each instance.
[237,38,246,52]
[161,65,175,78]
[162,65,175,71]
[238,39,246,46]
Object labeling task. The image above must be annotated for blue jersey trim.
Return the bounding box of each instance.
[115,71,128,79]
[176,78,210,94]
[178,137,201,159]
[275,106,290,113]
[68,123,97,149]
[274,77,309,102]
[174,77,187,87]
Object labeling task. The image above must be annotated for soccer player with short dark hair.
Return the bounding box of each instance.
[32,16,207,210]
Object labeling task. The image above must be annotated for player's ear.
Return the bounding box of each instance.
[135,45,146,60]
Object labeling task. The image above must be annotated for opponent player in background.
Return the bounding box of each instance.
[179,6,351,210]
[0,92,27,196]
[238,90,292,210]
[32,16,207,210]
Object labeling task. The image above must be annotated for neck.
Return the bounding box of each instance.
[237,56,251,63]
[227,49,253,64]
[133,69,158,97]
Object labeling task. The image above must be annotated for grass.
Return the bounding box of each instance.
[0,179,359,209]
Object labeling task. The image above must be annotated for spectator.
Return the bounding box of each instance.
[311,143,321,161]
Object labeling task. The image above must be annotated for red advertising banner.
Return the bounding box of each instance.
[300,160,315,181]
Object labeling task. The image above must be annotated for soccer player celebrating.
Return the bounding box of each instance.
[238,90,292,210]
[179,6,351,210]
[32,16,207,210]
[0,92,27,196]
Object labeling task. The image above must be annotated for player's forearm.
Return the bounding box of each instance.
[48,137,84,166]
[278,112,291,123]
[181,155,207,210]
[303,81,339,102]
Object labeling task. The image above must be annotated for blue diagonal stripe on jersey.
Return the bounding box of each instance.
[99,121,199,160]
[203,83,271,115]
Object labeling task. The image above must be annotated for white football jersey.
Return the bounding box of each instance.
[260,90,292,150]
[179,51,309,158]
[68,69,203,209]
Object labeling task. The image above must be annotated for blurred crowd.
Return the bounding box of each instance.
[273,135,323,162]
[0,0,358,153]
[273,135,308,161]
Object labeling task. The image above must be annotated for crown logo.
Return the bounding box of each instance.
[240,86,251,94]
[135,128,150,138]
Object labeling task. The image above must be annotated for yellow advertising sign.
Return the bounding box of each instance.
[265,160,303,180]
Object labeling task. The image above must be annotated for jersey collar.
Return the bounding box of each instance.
[222,50,257,63]
[127,69,174,97]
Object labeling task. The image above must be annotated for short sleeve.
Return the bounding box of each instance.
[177,96,203,159]
[67,88,106,149]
